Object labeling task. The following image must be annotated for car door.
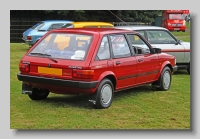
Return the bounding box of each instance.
[127,34,160,85]
[109,34,138,90]
[145,30,185,64]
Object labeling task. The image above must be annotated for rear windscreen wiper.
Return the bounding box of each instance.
[29,53,58,63]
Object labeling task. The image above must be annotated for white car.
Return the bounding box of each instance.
[115,26,190,74]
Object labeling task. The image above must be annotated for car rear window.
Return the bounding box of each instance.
[34,22,45,30]
[61,23,74,28]
[29,33,92,60]
[31,22,41,29]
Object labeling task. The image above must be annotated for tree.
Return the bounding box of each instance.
[42,10,162,23]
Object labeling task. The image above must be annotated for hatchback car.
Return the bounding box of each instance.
[17,28,177,109]
[61,21,114,28]
[115,25,190,74]
[22,20,73,46]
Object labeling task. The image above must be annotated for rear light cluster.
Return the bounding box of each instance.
[19,62,30,72]
[27,36,32,40]
[72,69,94,79]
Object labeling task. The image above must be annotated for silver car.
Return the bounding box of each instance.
[115,26,190,74]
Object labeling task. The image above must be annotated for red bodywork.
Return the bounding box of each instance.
[162,10,186,32]
[17,28,176,95]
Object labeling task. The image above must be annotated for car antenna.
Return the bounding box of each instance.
[108,10,134,30]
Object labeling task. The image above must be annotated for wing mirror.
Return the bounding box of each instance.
[153,48,161,54]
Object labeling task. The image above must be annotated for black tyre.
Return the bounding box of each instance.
[159,67,172,91]
[93,79,114,109]
[187,64,190,75]
[28,88,49,100]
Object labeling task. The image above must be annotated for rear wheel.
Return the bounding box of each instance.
[93,79,114,109]
[28,88,49,100]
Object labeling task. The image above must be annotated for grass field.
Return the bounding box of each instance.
[10,30,190,129]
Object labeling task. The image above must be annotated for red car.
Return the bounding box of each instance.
[17,28,177,109]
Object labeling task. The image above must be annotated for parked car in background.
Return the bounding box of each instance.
[61,21,114,28]
[17,28,177,109]
[22,20,73,47]
[115,26,190,74]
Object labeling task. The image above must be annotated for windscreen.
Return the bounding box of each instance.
[169,14,183,20]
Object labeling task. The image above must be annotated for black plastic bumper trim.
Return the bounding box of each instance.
[17,74,98,89]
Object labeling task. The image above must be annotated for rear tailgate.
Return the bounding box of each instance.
[22,56,90,80]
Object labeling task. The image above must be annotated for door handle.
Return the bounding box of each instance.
[116,61,121,65]
[138,59,143,62]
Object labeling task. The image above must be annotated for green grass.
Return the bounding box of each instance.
[171,24,190,42]
[171,31,190,36]
[10,42,190,129]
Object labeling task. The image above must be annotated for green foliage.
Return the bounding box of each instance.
[42,10,162,23]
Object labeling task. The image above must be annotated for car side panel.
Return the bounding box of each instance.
[135,54,160,85]
[112,57,138,89]
[152,44,185,63]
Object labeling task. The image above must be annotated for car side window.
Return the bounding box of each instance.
[136,30,145,38]
[146,30,176,44]
[127,34,150,55]
[96,36,111,60]
[110,35,131,58]
[48,24,64,31]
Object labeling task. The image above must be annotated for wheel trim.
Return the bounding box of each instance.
[100,84,112,105]
[163,71,171,89]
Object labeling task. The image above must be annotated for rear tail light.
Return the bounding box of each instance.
[27,36,32,40]
[19,62,30,72]
[73,69,94,79]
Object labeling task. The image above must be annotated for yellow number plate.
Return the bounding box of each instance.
[38,67,62,75]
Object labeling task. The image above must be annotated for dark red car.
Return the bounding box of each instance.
[17,28,177,109]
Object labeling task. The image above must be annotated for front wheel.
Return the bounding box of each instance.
[28,88,49,100]
[93,79,114,109]
[159,67,172,91]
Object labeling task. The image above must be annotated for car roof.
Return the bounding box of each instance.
[114,25,168,30]
[50,28,137,35]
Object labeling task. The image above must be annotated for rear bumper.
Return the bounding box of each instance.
[17,73,98,89]
[22,38,34,45]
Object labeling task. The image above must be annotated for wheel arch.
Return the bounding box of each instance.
[158,61,173,78]
[97,71,117,91]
